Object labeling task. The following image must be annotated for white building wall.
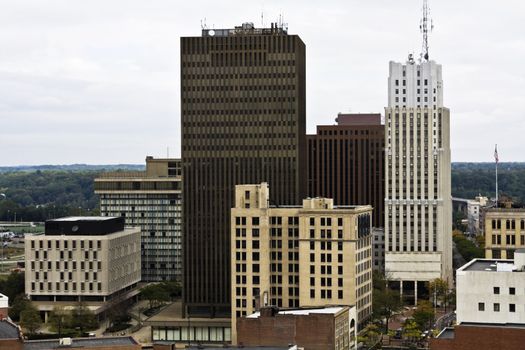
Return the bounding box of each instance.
[384,58,452,285]
[457,261,525,324]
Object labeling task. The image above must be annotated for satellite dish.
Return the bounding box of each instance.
[72,225,79,232]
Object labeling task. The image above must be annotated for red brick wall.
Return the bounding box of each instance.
[0,339,23,350]
[431,325,525,350]
[237,313,335,350]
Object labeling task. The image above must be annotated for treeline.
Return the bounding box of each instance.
[451,162,525,204]
[0,170,102,222]
[0,163,524,222]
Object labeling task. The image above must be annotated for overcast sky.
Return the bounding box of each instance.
[1,0,524,165]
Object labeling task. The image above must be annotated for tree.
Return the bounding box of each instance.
[372,271,404,333]
[429,278,448,308]
[48,306,71,337]
[0,271,25,301]
[20,303,42,335]
[70,302,98,334]
[403,319,422,348]
[140,283,170,309]
[413,300,435,331]
[357,323,381,348]
[9,294,31,321]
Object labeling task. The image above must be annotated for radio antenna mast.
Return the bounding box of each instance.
[420,0,433,61]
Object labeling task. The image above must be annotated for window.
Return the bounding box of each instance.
[494,287,500,294]
[493,303,500,312]
[510,304,516,312]
[478,302,485,311]
[510,287,516,295]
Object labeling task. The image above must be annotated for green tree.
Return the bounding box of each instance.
[372,271,404,333]
[48,306,72,337]
[140,283,170,309]
[9,294,30,321]
[413,300,434,331]
[20,303,42,335]
[70,302,98,334]
[0,271,25,301]
[429,278,448,308]
[403,319,422,348]
[357,323,381,348]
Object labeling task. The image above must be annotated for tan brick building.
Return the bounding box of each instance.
[231,183,373,344]
[484,208,525,259]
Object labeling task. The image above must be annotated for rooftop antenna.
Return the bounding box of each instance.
[419,0,434,61]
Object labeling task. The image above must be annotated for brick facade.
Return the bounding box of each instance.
[431,324,525,350]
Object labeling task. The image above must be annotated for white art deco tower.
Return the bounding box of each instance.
[384,0,452,302]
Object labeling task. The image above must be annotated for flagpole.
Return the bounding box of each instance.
[495,144,498,208]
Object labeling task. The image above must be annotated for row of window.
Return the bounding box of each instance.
[479,302,519,313]
[31,240,101,250]
[491,219,525,231]
[31,281,102,292]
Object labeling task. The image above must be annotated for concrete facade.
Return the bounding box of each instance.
[95,157,182,282]
[25,217,141,319]
[456,252,525,325]
[231,183,372,344]
[484,208,525,259]
[384,58,453,294]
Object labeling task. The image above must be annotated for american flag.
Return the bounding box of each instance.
[494,144,499,164]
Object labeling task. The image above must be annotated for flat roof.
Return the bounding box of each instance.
[51,216,116,222]
[247,306,348,319]
[0,320,19,339]
[436,327,455,339]
[23,336,138,350]
[459,259,520,272]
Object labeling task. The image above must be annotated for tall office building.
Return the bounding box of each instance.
[307,113,385,228]
[231,183,372,343]
[94,157,182,282]
[384,4,452,299]
[181,22,306,317]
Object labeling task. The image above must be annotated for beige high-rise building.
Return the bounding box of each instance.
[25,217,141,321]
[484,208,525,259]
[230,183,373,344]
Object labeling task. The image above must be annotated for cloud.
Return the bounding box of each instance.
[0,0,523,164]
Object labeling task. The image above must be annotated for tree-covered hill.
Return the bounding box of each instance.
[0,165,143,222]
[0,162,523,222]
[451,162,525,204]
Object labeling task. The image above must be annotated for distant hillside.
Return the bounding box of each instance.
[451,162,525,204]
[0,162,523,222]
[0,164,144,173]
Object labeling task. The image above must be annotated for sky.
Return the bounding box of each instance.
[0,0,524,165]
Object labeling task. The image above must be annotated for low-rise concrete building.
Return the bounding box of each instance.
[432,249,525,349]
[456,250,525,325]
[25,217,141,321]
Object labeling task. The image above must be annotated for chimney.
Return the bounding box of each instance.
[260,306,279,317]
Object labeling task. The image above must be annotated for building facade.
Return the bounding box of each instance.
[237,306,357,350]
[384,57,453,300]
[181,22,306,317]
[455,252,525,326]
[307,113,385,228]
[25,217,141,320]
[94,157,182,281]
[484,208,525,259]
[231,183,372,343]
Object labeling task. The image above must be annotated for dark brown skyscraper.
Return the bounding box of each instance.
[181,22,306,317]
[307,113,385,227]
